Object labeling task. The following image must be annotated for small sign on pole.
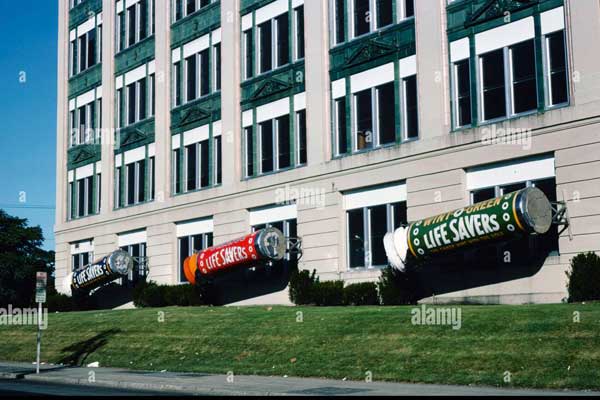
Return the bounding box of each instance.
[35,272,47,374]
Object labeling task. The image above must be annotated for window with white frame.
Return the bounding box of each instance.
[69,87,102,147]
[336,58,418,155]
[116,62,155,128]
[173,0,214,23]
[118,230,148,287]
[68,163,101,219]
[69,0,85,9]
[542,7,568,107]
[115,146,155,208]
[250,203,298,263]
[172,29,221,107]
[344,183,407,269]
[116,0,153,53]
[242,0,305,80]
[331,0,414,46]
[172,123,223,194]
[70,240,94,271]
[69,15,102,76]
[467,156,559,262]
[243,95,307,178]
[176,219,214,283]
[451,57,472,128]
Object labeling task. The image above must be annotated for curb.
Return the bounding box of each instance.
[0,372,26,379]
[25,374,284,396]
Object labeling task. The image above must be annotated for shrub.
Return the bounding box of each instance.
[289,269,318,305]
[133,281,206,308]
[377,266,420,305]
[46,292,75,312]
[567,252,600,302]
[344,282,380,306]
[312,280,345,306]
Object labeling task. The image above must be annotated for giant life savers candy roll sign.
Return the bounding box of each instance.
[70,250,133,291]
[183,227,286,285]
[384,187,553,271]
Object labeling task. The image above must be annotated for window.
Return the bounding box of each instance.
[259,20,273,73]
[403,75,418,139]
[173,136,221,194]
[335,97,348,155]
[545,30,568,106]
[480,39,538,121]
[352,80,401,151]
[511,40,537,114]
[401,0,414,19]
[245,126,255,177]
[376,0,394,29]
[251,217,298,263]
[258,12,290,75]
[185,55,197,101]
[470,177,559,264]
[453,59,471,127]
[124,77,151,126]
[347,201,407,268]
[296,110,307,165]
[480,48,506,121]
[351,0,398,39]
[260,120,274,173]
[213,43,221,91]
[118,0,152,52]
[182,47,212,104]
[69,173,101,219]
[333,0,346,45]
[243,29,254,79]
[294,6,305,60]
[173,0,213,22]
[71,99,100,147]
[174,61,182,106]
[353,0,370,37]
[178,232,213,282]
[71,26,100,75]
[120,242,147,287]
[117,156,153,208]
[276,13,290,67]
[71,247,93,271]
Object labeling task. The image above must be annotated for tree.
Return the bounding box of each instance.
[0,210,55,307]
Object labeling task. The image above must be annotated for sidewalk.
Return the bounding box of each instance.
[0,362,597,396]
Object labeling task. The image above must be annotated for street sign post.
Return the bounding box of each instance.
[35,272,47,374]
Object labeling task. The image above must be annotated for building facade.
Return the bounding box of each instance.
[55,0,600,305]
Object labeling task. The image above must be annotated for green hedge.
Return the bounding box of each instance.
[288,269,381,306]
[133,281,206,308]
[567,252,600,302]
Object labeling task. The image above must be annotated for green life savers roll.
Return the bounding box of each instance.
[384,187,553,271]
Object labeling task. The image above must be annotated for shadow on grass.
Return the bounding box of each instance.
[57,329,121,367]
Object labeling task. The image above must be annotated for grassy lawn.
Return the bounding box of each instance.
[0,303,599,390]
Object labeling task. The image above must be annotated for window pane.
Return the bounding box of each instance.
[404,75,419,139]
[277,115,291,169]
[354,0,370,37]
[127,6,136,46]
[532,178,558,252]
[87,29,96,67]
[200,140,209,187]
[179,237,189,282]
[139,0,148,40]
[175,0,183,21]
[245,126,254,176]
[500,182,526,196]
[174,62,182,106]
[259,21,273,73]
[127,164,135,205]
[137,159,146,202]
[472,187,496,203]
[336,98,348,154]
[79,35,87,72]
[455,59,471,126]
[186,55,197,101]
[370,205,388,266]
[334,0,345,44]
[297,110,307,164]
[377,82,396,145]
[174,149,181,193]
[186,0,195,16]
[548,31,567,105]
[139,78,147,121]
[78,179,85,217]
[404,0,414,17]
[260,120,274,173]
[200,49,210,96]
[481,49,506,120]
[355,89,373,150]
[376,0,393,28]
[87,177,94,215]
[348,209,365,268]
[215,136,222,184]
[127,83,136,124]
[244,30,253,79]
[214,44,221,91]
[276,13,289,67]
[392,202,407,230]
[295,6,305,59]
[186,144,197,191]
[511,40,537,114]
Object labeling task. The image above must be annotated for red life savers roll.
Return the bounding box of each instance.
[183,227,286,284]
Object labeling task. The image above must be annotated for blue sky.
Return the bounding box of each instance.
[0,1,58,250]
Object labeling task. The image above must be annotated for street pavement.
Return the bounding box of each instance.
[0,361,598,396]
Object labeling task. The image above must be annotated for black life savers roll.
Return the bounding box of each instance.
[71,250,133,291]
